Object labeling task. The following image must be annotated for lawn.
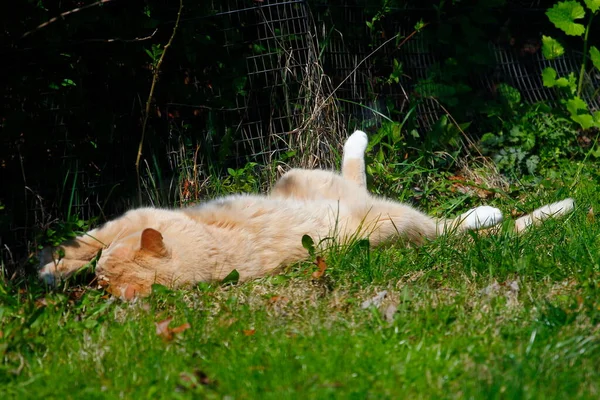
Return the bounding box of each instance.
[1,164,599,399]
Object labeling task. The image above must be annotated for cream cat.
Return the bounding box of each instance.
[38,131,574,299]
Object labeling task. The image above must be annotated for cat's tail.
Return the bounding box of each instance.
[438,198,575,235]
[342,130,368,188]
[514,198,575,233]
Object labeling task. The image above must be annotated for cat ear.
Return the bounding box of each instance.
[140,228,168,256]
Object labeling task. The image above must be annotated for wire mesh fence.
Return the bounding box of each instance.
[210,0,599,162]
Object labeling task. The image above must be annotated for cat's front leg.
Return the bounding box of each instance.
[38,209,151,285]
[38,233,106,285]
[39,256,98,285]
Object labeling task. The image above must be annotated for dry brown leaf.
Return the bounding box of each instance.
[68,287,86,301]
[242,329,256,336]
[311,256,327,279]
[268,295,289,304]
[511,208,523,218]
[171,323,191,334]
[155,317,191,341]
[35,297,48,308]
[156,317,173,339]
[448,175,493,199]
[588,207,595,223]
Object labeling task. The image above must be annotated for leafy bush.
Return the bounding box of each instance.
[480,102,588,176]
[541,0,600,129]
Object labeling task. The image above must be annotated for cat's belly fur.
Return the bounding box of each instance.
[171,194,358,280]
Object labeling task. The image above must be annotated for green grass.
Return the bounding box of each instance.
[1,165,599,399]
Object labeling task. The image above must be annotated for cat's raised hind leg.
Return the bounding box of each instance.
[341,130,368,188]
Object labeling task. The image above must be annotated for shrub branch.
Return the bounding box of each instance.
[135,0,184,205]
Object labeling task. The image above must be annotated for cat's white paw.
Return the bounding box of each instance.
[344,130,368,159]
[38,260,62,286]
[462,206,503,230]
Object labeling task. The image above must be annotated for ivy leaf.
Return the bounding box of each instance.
[542,68,577,93]
[571,113,595,129]
[566,97,596,129]
[566,96,589,114]
[590,46,600,71]
[546,1,586,36]
[542,35,565,59]
[542,67,557,87]
[562,72,578,94]
[583,0,600,12]
[541,67,561,87]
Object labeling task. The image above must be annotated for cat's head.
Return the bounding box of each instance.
[96,228,171,300]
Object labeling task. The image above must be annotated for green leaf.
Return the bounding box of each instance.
[542,36,565,59]
[566,96,589,114]
[566,97,597,129]
[590,46,600,71]
[571,113,595,129]
[301,234,315,257]
[144,48,155,60]
[542,67,559,87]
[61,78,76,87]
[151,284,173,296]
[564,72,578,94]
[583,0,600,12]
[542,68,577,93]
[546,1,586,36]
[252,43,266,54]
[221,269,240,286]
[497,83,521,106]
[414,19,425,31]
[232,76,247,96]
